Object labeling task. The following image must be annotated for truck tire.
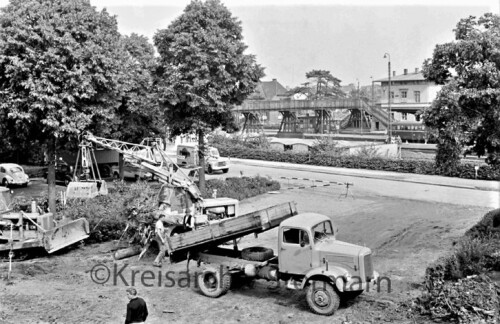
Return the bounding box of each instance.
[241,247,274,262]
[197,265,232,298]
[222,168,229,174]
[306,280,340,316]
[207,165,213,174]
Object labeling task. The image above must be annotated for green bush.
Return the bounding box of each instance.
[201,176,280,201]
[216,145,500,180]
[33,176,280,244]
[465,208,500,240]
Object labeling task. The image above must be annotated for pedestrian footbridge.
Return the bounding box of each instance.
[233,99,390,137]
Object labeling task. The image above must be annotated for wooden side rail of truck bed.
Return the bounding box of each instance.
[166,201,297,263]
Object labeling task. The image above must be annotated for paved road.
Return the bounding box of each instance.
[12,157,499,209]
[221,158,499,209]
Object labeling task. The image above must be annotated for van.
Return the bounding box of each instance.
[177,144,229,174]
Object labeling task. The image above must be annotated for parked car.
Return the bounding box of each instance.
[0,163,30,187]
[111,162,152,181]
[45,161,75,186]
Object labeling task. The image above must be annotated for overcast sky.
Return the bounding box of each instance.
[1,0,499,88]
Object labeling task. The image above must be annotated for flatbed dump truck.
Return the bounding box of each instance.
[146,201,377,316]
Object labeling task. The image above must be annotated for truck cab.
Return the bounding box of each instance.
[194,211,378,316]
[177,144,229,174]
[278,213,376,292]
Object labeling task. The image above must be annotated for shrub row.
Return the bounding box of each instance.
[216,144,500,181]
[200,176,280,201]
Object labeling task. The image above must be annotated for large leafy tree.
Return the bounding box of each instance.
[0,0,125,212]
[423,13,500,171]
[154,0,264,189]
[110,33,163,143]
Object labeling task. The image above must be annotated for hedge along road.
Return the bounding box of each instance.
[222,158,499,209]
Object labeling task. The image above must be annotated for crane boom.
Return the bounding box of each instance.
[82,133,203,201]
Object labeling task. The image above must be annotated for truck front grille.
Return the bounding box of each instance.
[364,253,374,281]
[217,162,226,166]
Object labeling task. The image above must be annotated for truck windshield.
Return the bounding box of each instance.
[312,221,334,242]
[209,148,220,157]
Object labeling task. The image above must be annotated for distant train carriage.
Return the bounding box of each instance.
[391,122,436,143]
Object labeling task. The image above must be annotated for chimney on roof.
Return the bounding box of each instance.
[404,69,408,75]
[393,71,396,77]
[415,67,419,73]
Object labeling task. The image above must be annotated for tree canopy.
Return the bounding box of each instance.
[110,33,163,143]
[0,0,128,211]
[0,0,125,147]
[423,13,500,168]
[153,0,264,187]
[286,69,345,99]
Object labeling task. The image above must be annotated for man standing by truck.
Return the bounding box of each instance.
[152,213,167,267]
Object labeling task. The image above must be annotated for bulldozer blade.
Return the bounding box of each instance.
[42,218,90,253]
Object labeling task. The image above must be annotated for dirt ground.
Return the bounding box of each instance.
[0,181,492,324]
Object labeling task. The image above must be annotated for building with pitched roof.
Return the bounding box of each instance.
[242,78,289,126]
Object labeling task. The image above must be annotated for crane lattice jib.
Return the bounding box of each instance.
[82,133,203,201]
[83,134,159,165]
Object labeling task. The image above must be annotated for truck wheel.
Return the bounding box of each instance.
[113,172,120,180]
[222,168,229,174]
[64,178,71,186]
[306,280,340,316]
[197,265,232,298]
[241,247,274,262]
[207,165,213,174]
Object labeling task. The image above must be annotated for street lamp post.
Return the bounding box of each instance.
[370,76,374,131]
[356,78,362,134]
[383,53,392,142]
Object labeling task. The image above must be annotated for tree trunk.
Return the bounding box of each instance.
[118,153,124,180]
[47,137,57,215]
[198,129,205,191]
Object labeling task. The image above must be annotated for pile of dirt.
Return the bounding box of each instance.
[411,208,500,323]
[414,274,499,323]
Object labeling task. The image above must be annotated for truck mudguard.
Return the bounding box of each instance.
[300,266,350,292]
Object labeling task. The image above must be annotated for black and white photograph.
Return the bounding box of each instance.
[0,0,499,323]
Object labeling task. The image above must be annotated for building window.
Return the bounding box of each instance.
[414,91,421,103]
[416,114,421,122]
[402,112,408,120]
[401,90,407,98]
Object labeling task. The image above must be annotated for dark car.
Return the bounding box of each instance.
[45,162,74,186]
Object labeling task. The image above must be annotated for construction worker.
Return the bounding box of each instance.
[152,213,167,267]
